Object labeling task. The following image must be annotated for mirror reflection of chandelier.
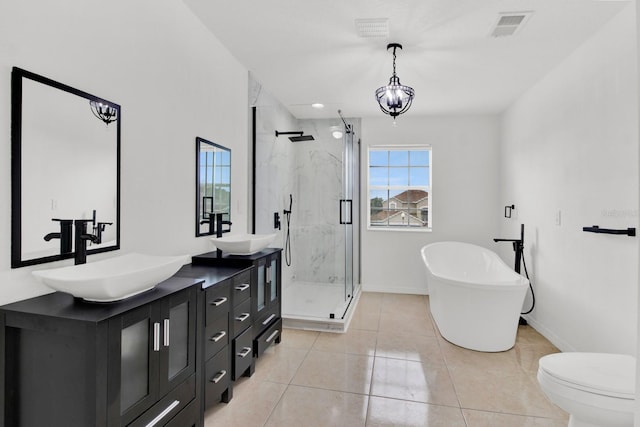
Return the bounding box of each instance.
[90,100,118,125]
[374,43,415,121]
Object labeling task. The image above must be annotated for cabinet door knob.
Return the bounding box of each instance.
[235,313,250,322]
[237,347,252,358]
[211,370,227,384]
[210,296,228,306]
[235,284,249,292]
[210,330,226,342]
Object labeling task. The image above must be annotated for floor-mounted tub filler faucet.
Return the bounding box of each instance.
[493,223,524,274]
[74,219,99,265]
[493,223,535,323]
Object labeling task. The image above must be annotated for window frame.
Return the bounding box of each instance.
[366,144,432,232]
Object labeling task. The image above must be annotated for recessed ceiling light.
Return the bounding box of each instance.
[311,103,324,109]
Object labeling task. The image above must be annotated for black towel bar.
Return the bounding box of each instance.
[582,225,636,236]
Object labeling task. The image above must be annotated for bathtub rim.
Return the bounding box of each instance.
[420,241,529,291]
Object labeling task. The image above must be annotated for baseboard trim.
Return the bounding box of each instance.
[521,315,576,353]
[361,283,428,295]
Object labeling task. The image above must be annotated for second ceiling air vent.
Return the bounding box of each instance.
[490,12,533,38]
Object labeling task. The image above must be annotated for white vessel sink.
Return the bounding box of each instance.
[32,253,188,302]
[211,233,276,255]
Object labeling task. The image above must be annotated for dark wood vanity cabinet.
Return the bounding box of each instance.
[201,278,232,408]
[252,250,282,357]
[0,277,200,427]
[191,249,283,360]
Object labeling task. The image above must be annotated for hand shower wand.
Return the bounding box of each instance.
[283,195,292,267]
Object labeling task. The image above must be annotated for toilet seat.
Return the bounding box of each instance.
[538,353,635,400]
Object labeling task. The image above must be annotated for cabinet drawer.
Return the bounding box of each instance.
[232,270,252,305]
[231,297,252,338]
[254,303,280,337]
[254,317,282,358]
[232,326,254,380]
[164,398,199,427]
[204,347,231,408]
[205,314,229,360]
[127,374,196,427]
[205,280,230,325]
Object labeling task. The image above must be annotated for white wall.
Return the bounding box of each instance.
[501,4,638,355]
[360,115,502,294]
[0,0,250,305]
[252,78,298,288]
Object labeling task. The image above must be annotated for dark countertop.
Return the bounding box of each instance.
[0,276,202,323]
[0,251,281,321]
[192,248,282,268]
[175,263,252,289]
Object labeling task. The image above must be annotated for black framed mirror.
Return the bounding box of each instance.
[196,137,231,236]
[11,67,121,268]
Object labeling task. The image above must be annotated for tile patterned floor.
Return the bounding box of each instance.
[204,292,568,427]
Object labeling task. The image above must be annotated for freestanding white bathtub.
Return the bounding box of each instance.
[421,241,529,352]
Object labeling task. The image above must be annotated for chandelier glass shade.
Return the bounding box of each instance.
[90,100,118,125]
[375,43,415,119]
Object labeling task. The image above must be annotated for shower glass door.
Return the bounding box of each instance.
[252,101,359,322]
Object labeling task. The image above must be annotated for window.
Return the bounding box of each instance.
[368,145,431,230]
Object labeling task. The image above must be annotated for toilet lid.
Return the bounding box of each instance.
[539,353,635,399]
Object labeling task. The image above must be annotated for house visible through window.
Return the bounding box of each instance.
[368,145,431,230]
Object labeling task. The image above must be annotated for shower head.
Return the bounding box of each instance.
[275,130,315,142]
[289,134,314,142]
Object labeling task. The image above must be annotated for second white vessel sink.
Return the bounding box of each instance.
[211,233,276,255]
[32,253,188,302]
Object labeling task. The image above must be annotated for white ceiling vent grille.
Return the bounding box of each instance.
[490,12,533,38]
[355,18,389,38]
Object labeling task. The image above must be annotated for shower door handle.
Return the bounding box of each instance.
[339,199,352,225]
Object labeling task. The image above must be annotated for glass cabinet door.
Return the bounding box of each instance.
[168,301,189,379]
[121,318,151,411]
[160,287,197,393]
[269,257,277,303]
[109,303,160,425]
[257,261,266,312]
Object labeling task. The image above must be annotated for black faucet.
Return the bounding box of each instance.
[74,219,99,265]
[493,224,525,274]
[214,212,232,257]
[93,221,113,244]
[44,218,73,254]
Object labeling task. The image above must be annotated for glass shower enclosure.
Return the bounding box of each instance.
[253,108,360,327]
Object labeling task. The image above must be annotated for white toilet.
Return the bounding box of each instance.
[537,353,636,427]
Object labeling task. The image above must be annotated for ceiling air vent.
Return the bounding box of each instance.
[355,18,389,38]
[490,12,533,38]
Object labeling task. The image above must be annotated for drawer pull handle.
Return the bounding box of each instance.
[210,330,226,342]
[235,313,250,322]
[262,314,276,325]
[210,297,228,306]
[266,329,280,343]
[163,319,170,347]
[211,370,227,384]
[237,346,252,358]
[145,399,180,427]
[153,322,161,352]
[235,283,250,291]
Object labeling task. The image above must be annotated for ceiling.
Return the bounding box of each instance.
[183,0,632,119]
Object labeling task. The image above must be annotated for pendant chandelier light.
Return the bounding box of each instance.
[90,100,118,125]
[375,43,415,121]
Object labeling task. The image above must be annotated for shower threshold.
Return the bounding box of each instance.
[282,282,361,333]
